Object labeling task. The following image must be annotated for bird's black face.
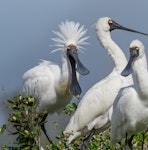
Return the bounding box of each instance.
[108,19,148,36]
[121,47,139,77]
[66,44,89,97]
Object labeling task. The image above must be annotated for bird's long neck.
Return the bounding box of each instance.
[97,31,127,72]
[133,54,148,99]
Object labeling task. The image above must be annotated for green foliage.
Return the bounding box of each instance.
[63,103,77,115]
[45,129,148,150]
[0,95,148,150]
[0,124,7,135]
[1,95,47,150]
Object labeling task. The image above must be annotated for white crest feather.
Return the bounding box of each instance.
[51,20,89,53]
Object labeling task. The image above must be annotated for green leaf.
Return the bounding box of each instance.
[7,100,14,104]
[63,102,77,115]
[0,124,7,135]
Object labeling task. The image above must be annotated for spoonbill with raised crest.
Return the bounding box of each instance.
[21,20,89,143]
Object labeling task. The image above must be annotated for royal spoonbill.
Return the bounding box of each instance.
[21,20,89,142]
[111,39,148,149]
[64,17,148,146]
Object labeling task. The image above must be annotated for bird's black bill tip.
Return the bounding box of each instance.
[70,69,82,98]
[70,84,81,99]
[73,54,89,75]
[76,64,89,75]
[121,61,133,77]
[121,69,131,77]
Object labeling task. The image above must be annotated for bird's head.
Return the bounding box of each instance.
[96,17,148,36]
[121,39,145,76]
[96,17,112,32]
[51,20,89,98]
[51,20,89,52]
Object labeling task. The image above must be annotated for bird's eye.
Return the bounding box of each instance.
[130,47,140,52]
[136,47,140,51]
[108,19,113,25]
[67,46,71,50]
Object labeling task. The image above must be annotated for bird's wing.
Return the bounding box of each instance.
[110,86,135,144]
[22,61,60,104]
[65,73,122,133]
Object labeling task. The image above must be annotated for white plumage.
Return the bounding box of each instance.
[64,17,148,144]
[111,39,148,145]
[64,17,133,143]
[22,20,89,113]
[22,60,71,113]
[21,20,89,141]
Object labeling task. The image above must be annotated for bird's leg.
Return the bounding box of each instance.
[125,133,134,150]
[117,142,126,150]
[78,129,95,150]
[141,129,148,150]
[128,135,134,150]
[125,133,127,149]
[40,113,53,146]
[117,142,124,150]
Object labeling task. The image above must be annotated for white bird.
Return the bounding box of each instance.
[64,17,148,145]
[21,20,89,142]
[111,39,148,149]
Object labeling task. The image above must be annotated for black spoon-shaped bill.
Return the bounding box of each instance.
[110,20,148,36]
[121,47,139,77]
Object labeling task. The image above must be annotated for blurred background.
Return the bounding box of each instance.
[0,0,148,146]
